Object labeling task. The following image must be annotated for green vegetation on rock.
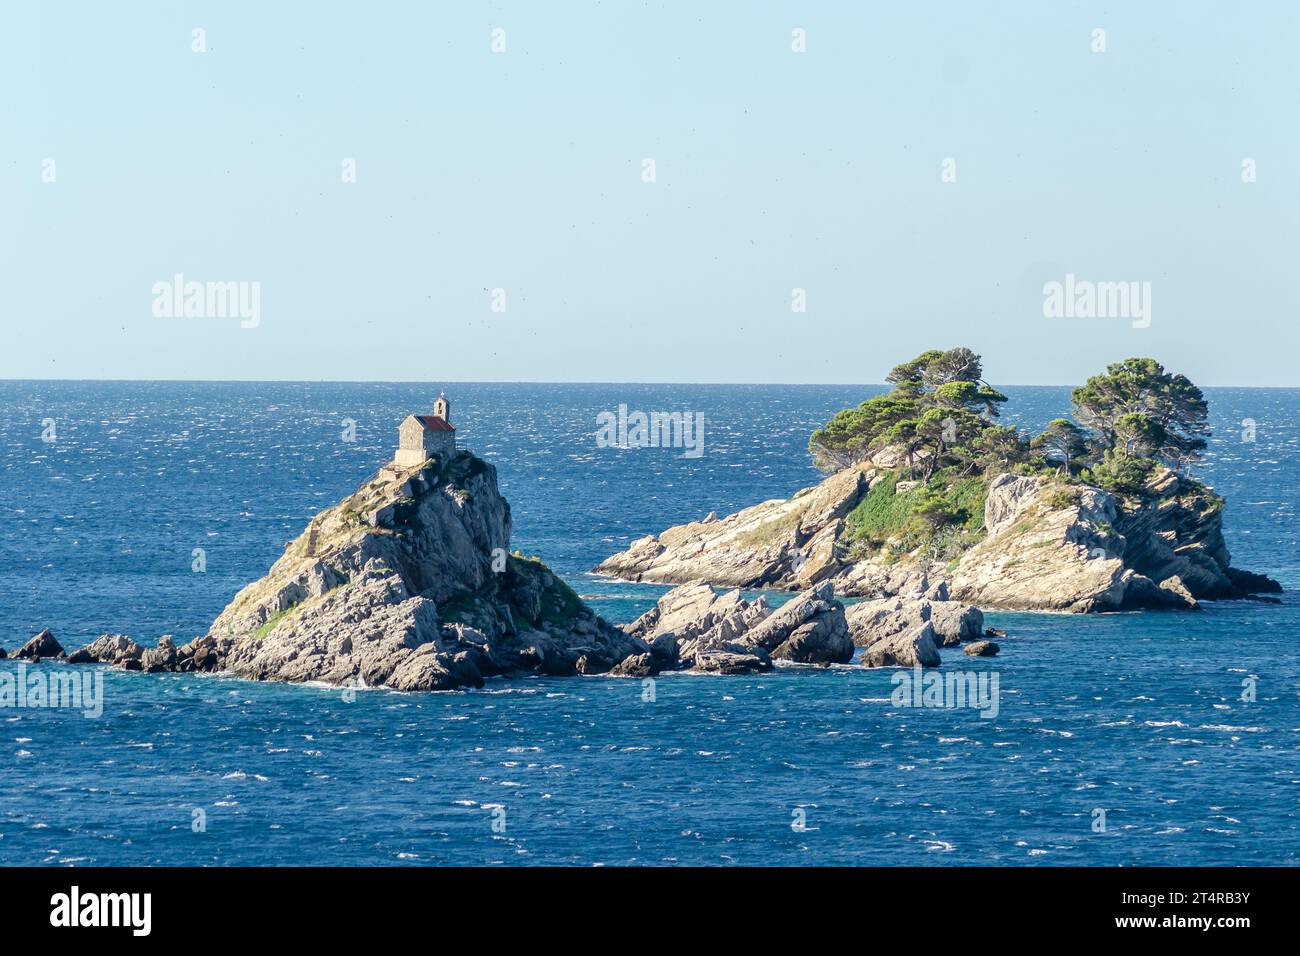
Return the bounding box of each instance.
[253,604,295,640]
[843,469,987,560]
[814,347,1217,564]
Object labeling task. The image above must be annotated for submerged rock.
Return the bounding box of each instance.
[694,650,773,674]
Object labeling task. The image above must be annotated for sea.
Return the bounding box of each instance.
[1,381,1296,866]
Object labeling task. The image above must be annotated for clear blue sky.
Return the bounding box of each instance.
[2,2,1296,385]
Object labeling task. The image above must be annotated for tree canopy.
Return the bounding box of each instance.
[808,346,1007,476]
[816,349,1214,562]
[1070,358,1209,471]
[811,350,1211,497]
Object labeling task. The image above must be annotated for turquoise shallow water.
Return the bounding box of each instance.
[1,382,1296,865]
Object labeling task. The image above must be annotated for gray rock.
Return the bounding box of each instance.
[982,473,1042,536]
[845,597,927,647]
[964,640,999,657]
[594,466,873,590]
[927,601,985,646]
[860,622,941,668]
[1158,575,1200,610]
[845,596,982,648]
[693,650,773,674]
[388,646,485,691]
[742,582,854,664]
[140,635,179,672]
[608,652,659,678]
[15,629,64,660]
[648,631,679,666]
[195,449,652,692]
[67,634,143,666]
[222,562,442,686]
[624,580,853,669]
[949,469,1278,612]
[176,635,223,672]
[597,460,1280,615]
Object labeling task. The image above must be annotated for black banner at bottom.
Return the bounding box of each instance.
[0,866,1281,941]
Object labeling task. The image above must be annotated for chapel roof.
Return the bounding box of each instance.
[413,415,455,432]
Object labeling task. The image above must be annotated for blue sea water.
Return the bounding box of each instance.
[0,381,1297,866]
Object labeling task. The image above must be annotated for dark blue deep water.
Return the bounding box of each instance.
[1,382,1297,866]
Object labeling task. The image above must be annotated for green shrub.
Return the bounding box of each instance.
[1084,450,1158,497]
[253,605,294,640]
[843,474,914,546]
[1044,486,1082,510]
[842,470,987,556]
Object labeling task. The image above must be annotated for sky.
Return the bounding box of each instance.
[2,1,1296,386]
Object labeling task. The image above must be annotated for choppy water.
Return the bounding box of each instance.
[1,382,1297,865]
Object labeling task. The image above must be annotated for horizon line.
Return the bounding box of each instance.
[0,377,1295,390]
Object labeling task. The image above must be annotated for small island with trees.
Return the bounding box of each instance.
[597,348,1281,613]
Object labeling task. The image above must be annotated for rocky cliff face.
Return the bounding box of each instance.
[197,451,647,690]
[595,463,1280,613]
[945,470,1279,611]
[595,465,871,590]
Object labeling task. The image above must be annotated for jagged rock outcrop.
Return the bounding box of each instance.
[743,582,854,663]
[14,629,64,660]
[141,635,179,672]
[964,640,999,657]
[56,451,658,691]
[199,451,648,690]
[845,597,984,649]
[860,622,941,668]
[622,580,854,670]
[929,601,986,645]
[944,470,1272,611]
[66,634,143,667]
[596,460,1280,613]
[56,451,647,690]
[176,635,223,672]
[596,466,873,590]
